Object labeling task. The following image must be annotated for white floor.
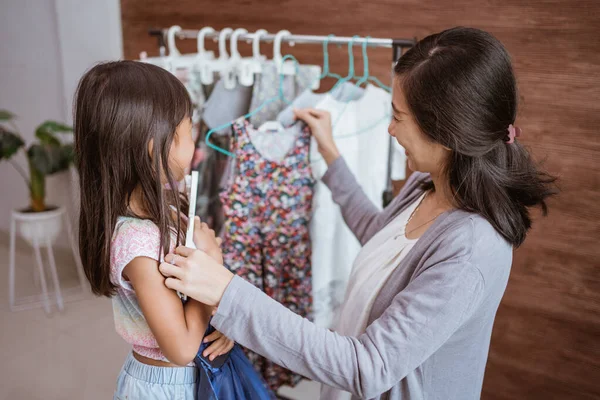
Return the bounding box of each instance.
[0,238,320,399]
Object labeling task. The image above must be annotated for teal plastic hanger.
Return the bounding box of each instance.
[348,36,391,92]
[309,37,360,165]
[204,54,300,157]
[303,34,355,98]
[331,36,392,139]
[328,36,360,127]
[330,35,359,94]
[362,36,391,92]
[319,35,344,82]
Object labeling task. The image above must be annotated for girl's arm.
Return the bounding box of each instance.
[124,257,211,366]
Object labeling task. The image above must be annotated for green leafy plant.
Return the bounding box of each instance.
[0,110,74,212]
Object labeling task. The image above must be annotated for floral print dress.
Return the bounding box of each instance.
[220,117,315,391]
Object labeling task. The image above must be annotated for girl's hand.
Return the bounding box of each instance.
[202,330,235,361]
[192,216,223,264]
[161,246,234,306]
[293,108,340,165]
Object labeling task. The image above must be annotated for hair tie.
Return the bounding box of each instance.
[506,124,521,144]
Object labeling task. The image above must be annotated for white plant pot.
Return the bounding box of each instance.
[13,206,65,247]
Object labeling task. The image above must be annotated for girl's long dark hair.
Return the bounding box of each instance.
[74,61,192,296]
[395,27,557,247]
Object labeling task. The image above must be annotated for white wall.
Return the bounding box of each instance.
[0,0,123,249]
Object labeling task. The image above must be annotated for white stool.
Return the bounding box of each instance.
[8,207,87,314]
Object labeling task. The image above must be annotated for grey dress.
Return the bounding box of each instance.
[212,157,513,399]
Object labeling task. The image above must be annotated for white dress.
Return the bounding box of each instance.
[310,84,406,328]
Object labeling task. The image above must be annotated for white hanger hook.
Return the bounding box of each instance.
[252,29,268,60]
[273,30,292,62]
[218,27,233,60]
[167,25,182,56]
[231,28,248,59]
[197,27,215,55]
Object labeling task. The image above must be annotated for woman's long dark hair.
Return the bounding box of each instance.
[74,61,192,296]
[395,27,557,247]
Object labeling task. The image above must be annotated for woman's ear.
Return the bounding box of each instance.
[442,145,452,151]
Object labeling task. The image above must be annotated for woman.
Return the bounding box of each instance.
[159,27,557,399]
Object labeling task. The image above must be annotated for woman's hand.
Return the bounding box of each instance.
[293,108,341,165]
[192,216,223,264]
[202,330,235,361]
[161,246,234,306]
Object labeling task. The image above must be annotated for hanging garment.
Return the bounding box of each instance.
[190,121,231,232]
[189,75,252,231]
[247,125,300,161]
[203,78,253,135]
[276,81,365,127]
[308,84,407,329]
[220,117,315,391]
[217,121,302,201]
[248,62,320,128]
[172,66,206,143]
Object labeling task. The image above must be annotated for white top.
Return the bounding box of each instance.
[337,192,425,336]
[329,193,424,400]
[310,84,406,328]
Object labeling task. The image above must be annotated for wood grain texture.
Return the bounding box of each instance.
[121,1,600,398]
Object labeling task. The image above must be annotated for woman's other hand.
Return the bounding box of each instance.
[293,108,340,165]
[161,246,233,306]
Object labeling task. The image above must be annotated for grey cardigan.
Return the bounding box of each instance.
[212,157,512,399]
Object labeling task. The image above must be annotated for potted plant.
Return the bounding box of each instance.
[0,110,74,246]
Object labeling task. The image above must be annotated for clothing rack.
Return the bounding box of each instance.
[148,28,415,52]
[147,28,416,207]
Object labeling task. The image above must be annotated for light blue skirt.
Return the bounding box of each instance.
[113,352,198,400]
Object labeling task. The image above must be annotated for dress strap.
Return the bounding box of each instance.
[230,117,252,154]
[295,123,313,166]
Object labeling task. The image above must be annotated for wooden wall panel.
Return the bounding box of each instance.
[120,1,600,398]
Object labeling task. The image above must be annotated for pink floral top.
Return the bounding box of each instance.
[110,217,178,363]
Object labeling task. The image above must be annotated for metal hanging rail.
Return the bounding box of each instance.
[148,28,416,52]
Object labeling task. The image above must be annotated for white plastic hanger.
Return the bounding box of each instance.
[139,25,182,69]
[257,120,286,134]
[195,27,217,85]
[166,25,212,73]
[273,30,297,76]
[237,29,268,87]
[197,27,233,80]
[167,25,182,57]
[255,31,297,134]
[252,29,268,73]
[216,28,233,71]
[163,25,182,72]
[223,28,247,89]
[272,30,320,90]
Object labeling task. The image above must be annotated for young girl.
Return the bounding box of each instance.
[73,61,271,399]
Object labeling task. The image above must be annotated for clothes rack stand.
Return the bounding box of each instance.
[147,28,416,207]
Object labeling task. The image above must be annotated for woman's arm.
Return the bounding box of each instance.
[294,108,388,244]
[321,157,390,244]
[125,257,211,366]
[160,245,485,398]
[212,266,483,398]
